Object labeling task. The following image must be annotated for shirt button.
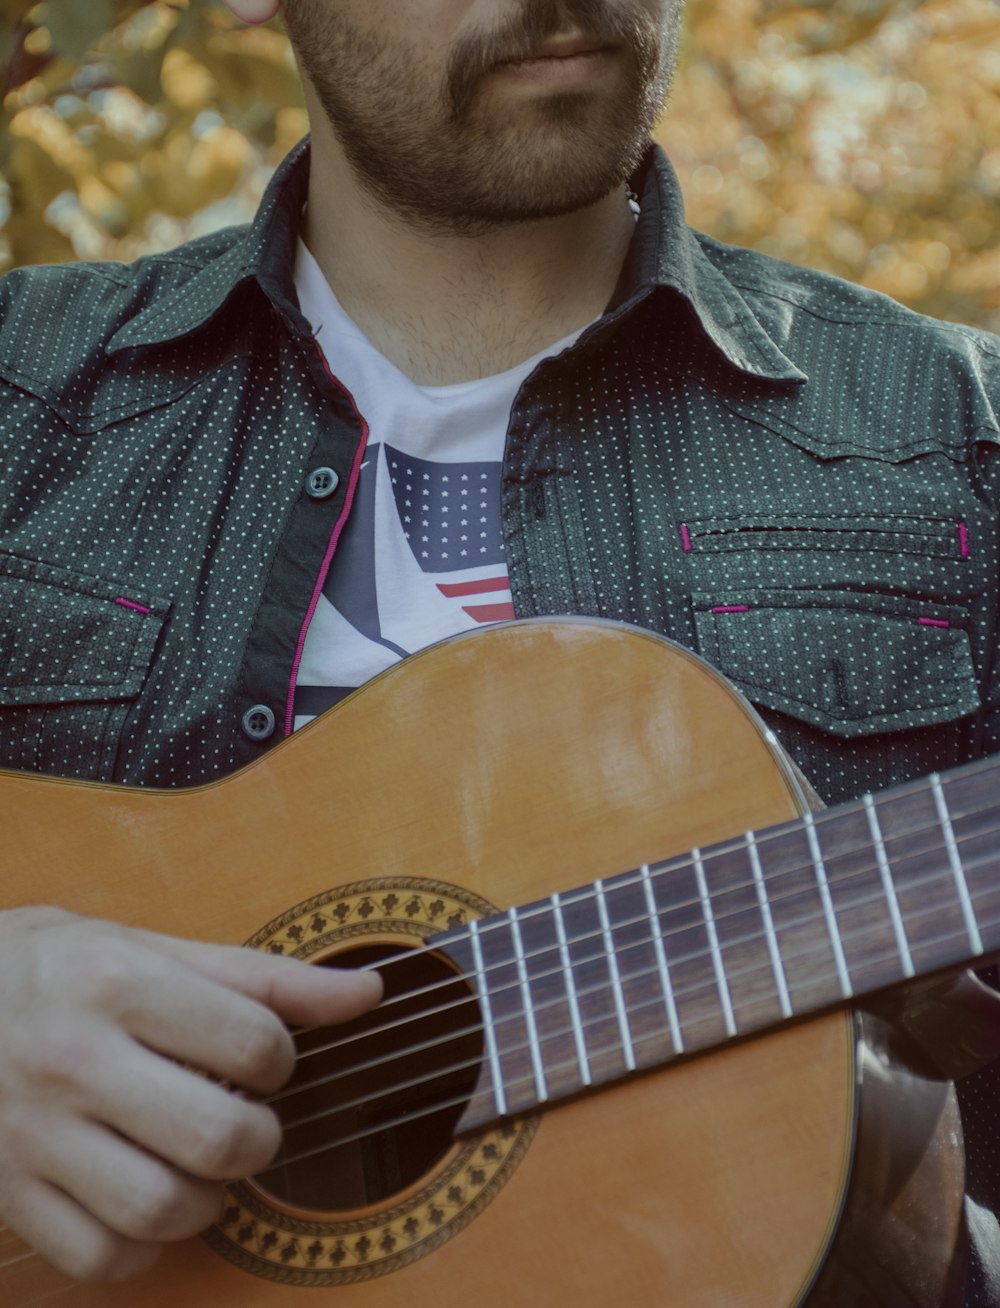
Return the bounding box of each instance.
[242,704,276,742]
[306,467,340,499]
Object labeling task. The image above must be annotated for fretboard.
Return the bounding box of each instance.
[436,754,1000,1128]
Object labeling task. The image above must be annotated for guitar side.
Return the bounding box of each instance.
[0,618,966,1306]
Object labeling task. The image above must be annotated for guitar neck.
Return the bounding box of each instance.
[442,755,1000,1128]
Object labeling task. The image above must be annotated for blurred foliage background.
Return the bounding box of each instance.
[0,0,998,332]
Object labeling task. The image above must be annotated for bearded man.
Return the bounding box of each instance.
[1,1,999,1303]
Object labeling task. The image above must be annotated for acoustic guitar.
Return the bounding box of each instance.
[0,617,980,1307]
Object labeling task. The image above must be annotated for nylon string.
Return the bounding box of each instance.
[259,817,1000,1167]
[274,775,996,1089]
[0,774,995,1276]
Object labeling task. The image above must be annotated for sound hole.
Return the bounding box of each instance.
[254,944,484,1212]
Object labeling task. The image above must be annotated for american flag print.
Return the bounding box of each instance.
[292,442,512,725]
[386,443,514,623]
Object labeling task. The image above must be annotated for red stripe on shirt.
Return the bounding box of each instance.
[463,602,516,623]
[437,576,511,598]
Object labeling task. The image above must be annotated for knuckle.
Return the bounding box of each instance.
[72,939,136,1009]
[19,1026,95,1093]
[188,1105,272,1178]
[116,1169,188,1243]
[231,1018,290,1088]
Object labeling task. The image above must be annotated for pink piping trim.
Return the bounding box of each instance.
[283,343,370,737]
[679,524,693,553]
[115,597,150,614]
[958,521,970,558]
[917,617,950,628]
[711,605,749,614]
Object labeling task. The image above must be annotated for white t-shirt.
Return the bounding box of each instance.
[291,241,584,729]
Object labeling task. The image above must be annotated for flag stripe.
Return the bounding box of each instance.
[437,577,511,598]
[463,602,516,623]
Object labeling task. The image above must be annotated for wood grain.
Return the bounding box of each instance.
[0,618,963,1306]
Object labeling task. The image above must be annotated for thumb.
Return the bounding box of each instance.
[142,930,384,1027]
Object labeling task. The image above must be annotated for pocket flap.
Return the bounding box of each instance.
[692,588,979,737]
[0,552,170,705]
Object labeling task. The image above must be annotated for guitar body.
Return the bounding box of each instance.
[0,619,965,1306]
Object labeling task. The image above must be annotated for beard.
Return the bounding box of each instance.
[283,0,682,235]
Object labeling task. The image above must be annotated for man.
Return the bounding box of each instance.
[1,0,999,1299]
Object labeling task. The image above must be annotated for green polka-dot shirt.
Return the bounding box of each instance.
[1,139,999,1302]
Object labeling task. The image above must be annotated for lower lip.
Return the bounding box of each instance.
[494,49,616,88]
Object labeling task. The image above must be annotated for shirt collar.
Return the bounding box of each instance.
[109,137,805,385]
[107,138,313,355]
[615,146,805,384]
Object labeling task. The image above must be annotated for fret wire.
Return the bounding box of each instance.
[274,868,998,1127]
[295,809,987,1084]
[294,789,1000,1062]
[467,919,507,1118]
[640,863,685,1053]
[551,891,592,1085]
[595,879,636,1071]
[354,769,998,1012]
[745,830,792,1019]
[292,806,963,1099]
[803,812,853,998]
[863,795,915,978]
[931,773,985,956]
[693,847,737,1037]
[264,892,995,1173]
[507,907,548,1104]
[471,809,880,1021]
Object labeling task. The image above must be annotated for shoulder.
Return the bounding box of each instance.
[695,233,1000,455]
[0,225,248,380]
[697,230,1000,368]
[0,226,251,434]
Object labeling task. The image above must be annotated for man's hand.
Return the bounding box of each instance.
[0,906,382,1283]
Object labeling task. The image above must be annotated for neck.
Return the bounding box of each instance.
[438,756,1000,1130]
[301,112,637,386]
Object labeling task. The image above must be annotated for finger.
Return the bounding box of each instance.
[4,1176,161,1284]
[45,947,299,1097]
[32,1117,224,1246]
[22,919,382,1093]
[137,931,384,1026]
[71,1032,282,1180]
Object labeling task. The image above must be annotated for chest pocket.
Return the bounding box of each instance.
[0,552,170,780]
[692,587,979,738]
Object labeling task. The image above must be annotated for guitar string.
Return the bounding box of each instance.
[273,792,998,1088]
[284,802,974,1080]
[0,792,989,1279]
[0,769,988,1271]
[286,768,987,1050]
[0,922,943,1306]
[274,879,892,1137]
[2,839,981,1279]
[265,846,992,1138]
[271,822,985,1118]
[257,883,996,1177]
[0,1248,36,1270]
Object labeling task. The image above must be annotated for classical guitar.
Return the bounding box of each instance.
[1,617,981,1307]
